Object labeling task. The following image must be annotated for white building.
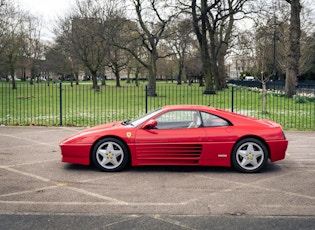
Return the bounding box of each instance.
[226,55,255,79]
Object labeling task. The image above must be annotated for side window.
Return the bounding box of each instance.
[200,112,229,127]
[155,110,201,129]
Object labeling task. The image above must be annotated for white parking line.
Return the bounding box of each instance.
[1,166,129,205]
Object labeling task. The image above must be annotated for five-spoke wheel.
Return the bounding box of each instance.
[232,138,268,173]
[92,138,129,172]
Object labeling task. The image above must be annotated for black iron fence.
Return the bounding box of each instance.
[1,81,314,130]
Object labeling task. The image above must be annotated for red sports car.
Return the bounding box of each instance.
[60,105,288,173]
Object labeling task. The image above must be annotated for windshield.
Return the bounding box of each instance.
[130,108,162,127]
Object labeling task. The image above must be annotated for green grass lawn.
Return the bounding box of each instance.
[1,80,314,130]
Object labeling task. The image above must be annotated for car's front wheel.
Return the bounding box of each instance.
[232,138,268,173]
[92,137,129,172]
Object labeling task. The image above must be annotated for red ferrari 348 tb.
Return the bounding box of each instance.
[60,105,288,173]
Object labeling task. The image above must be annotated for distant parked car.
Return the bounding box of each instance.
[245,76,255,81]
[60,105,288,173]
[62,76,75,81]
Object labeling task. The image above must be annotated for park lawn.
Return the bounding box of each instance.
[0,80,314,130]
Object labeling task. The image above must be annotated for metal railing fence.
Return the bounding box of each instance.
[1,81,314,130]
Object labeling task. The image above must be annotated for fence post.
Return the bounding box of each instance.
[145,85,148,113]
[59,82,62,126]
[231,86,234,112]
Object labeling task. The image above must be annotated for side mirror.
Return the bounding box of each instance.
[143,119,157,129]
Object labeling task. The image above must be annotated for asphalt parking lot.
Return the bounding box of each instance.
[0,126,314,229]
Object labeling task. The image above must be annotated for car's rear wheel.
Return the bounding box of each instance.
[232,138,268,173]
[92,137,129,172]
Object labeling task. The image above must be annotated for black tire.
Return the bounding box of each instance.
[231,138,268,173]
[91,137,129,172]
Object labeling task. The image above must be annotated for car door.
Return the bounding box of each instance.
[134,110,207,165]
[199,111,236,166]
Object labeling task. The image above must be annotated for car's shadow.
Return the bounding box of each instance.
[127,165,234,173]
[127,163,283,174]
[63,163,232,173]
[63,163,96,172]
[63,162,283,174]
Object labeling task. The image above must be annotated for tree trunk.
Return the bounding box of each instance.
[91,71,99,91]
[208,29,220,91]
[217,27,231,90]
[177,59,184,85]
[127,67,131,84]
[75,71,79,85]
[134,67,139,87]
[262,81,267,114]
[115,70,121,87]
[11,76,17,90]
[285,0,301,98]
[10,68,17,89]
[192,0,215,94]
[201,0,215,94]
[203,63,215,94]
[147,54,158,97]
[101,75,106,86]
[218,51,228,89]
[147,70,157,96]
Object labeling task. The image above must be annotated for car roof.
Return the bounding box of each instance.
[161,105,216,111]
[159,105,275,128]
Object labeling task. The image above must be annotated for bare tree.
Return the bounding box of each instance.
[104,16,131,87]
[45,40,74,82]
[124,0,177,96]
[55,0,133,89]
[284,0,302,98]
[107,46,129,87]
[299,3,315,78]
[55,0,110,90]
[22,14,45,84]
[184,52,204,85]
[300,33,315,78]
[125,47,145,87]
[0,1,25,89]
[191,0,217,94]
[0,1,47,89]
[0,1,11,57]
[191,0,249,94]
[168,18,195,85]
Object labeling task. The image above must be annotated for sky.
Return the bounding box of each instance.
[18,0,315,41]
[20,0,75,20]
[19,0,76,40]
